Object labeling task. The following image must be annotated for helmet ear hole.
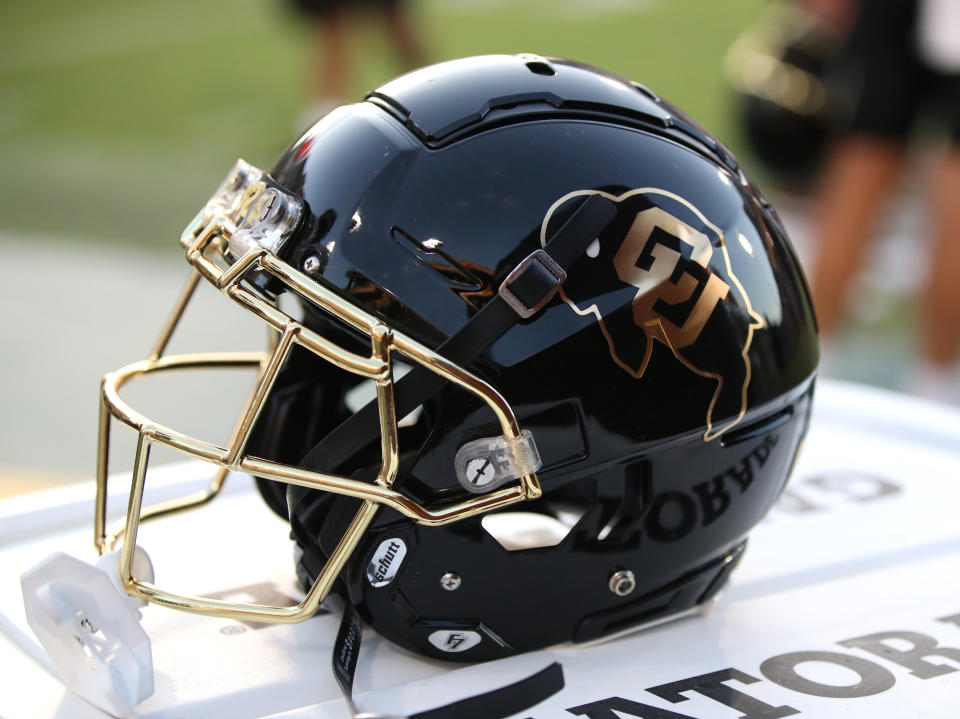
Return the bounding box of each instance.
[480,512,571,550]
[480,500,587,551]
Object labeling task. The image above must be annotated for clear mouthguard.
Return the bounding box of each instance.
[21,548,156,717]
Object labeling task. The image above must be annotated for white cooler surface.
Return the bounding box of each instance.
[2,379,960,718]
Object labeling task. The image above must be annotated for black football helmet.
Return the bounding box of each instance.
[727,4,840,188]
[87,54,818,666]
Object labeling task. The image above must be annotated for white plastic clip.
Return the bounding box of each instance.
[228,185,302,258]
[454,429,542,494]
[21,548,156,717]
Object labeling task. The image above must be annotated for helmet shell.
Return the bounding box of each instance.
[255,54,818,660]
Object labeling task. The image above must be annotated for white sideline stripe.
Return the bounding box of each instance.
[437,0,661,18]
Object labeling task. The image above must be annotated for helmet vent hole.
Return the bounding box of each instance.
[390,226,485,296]
[525,60,556,76]
[481,507,582,551]
[720,405,794,447]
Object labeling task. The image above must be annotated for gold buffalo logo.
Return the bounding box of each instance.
[541,188,764,441]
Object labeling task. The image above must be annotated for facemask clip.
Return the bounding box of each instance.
[455,429,542,494]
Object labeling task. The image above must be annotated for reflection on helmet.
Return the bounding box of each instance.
[101,54,819,665]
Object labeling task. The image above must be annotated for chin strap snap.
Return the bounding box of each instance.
[333,603,564,719]
[20,549,156,718]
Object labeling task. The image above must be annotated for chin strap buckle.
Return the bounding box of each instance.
[21,548,156,717]
[498,249,567,318]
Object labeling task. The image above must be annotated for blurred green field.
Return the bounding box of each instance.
[0,0,766,248]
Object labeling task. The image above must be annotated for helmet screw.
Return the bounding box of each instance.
[302,254,322,274]
[255,189,284,224]
[609,569,636,597]
[440,572,462,591]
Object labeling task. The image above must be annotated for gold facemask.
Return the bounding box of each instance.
[95,160,542,624]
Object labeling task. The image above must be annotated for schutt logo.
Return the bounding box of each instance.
[366,538,407,587]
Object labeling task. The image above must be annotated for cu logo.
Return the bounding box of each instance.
[542,188,764,441]
[615,206,731,352]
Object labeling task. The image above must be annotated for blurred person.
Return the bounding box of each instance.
[291,0,426,123]
[807,0,960,400]
[726,2,844,193]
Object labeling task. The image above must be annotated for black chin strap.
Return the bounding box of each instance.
[333,603,564,719]
[298,194,617,475]
[319,196,614,718]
